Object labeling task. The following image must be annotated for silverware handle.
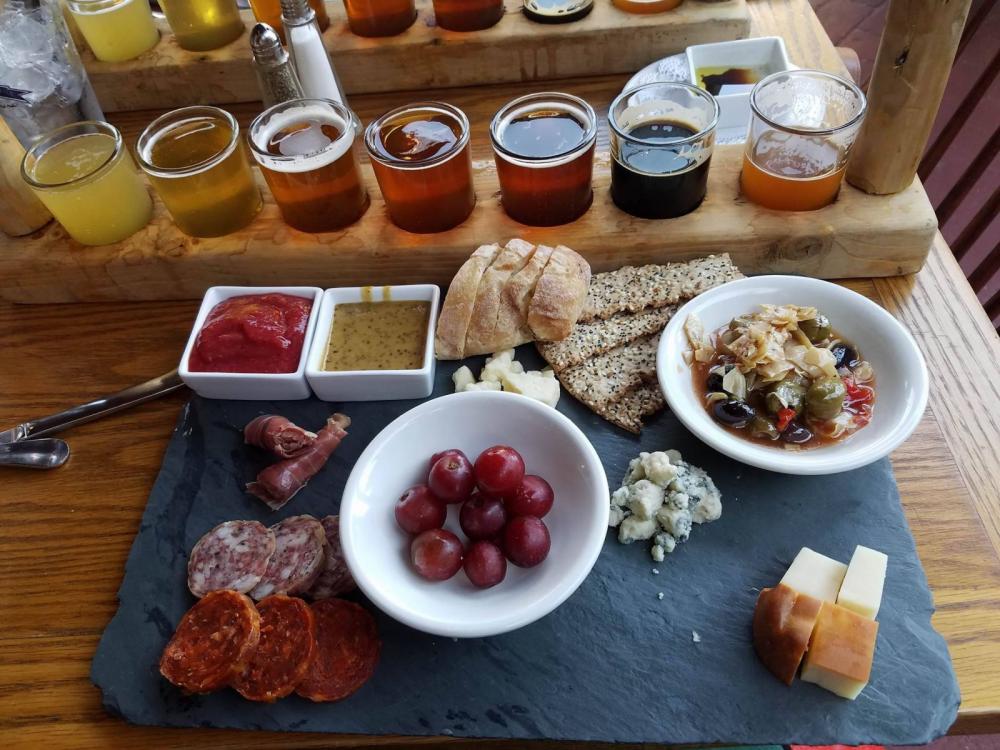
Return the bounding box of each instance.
[22,370,185,440]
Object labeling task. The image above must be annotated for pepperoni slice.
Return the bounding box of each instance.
[249,515,327,600]
[295,599,380,703]
[230,595,316,702]
[159,590,261,694]
[187,520,276,598]
[307,516,356,600]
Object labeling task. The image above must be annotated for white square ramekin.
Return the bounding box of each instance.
[306,285,439,402]
[686,37,794,142]
[179,286,323,400]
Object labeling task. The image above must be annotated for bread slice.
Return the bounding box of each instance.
[527,245,592,341]
[491,243,551,351]
[463,239,536,357]
[580,254,743,322]
[537,305,677,372]
[434,243,501,360]
[558,334,658,411]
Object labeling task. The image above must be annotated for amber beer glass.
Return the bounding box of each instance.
[740,70,866,211]
[249,99,369,233]
[138,106,262,237]
[490,92,597,226]
[432,0,503,31]
[365,102,475,233]
[342,0,416,36]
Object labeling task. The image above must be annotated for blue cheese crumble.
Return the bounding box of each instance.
[609,450,722,560]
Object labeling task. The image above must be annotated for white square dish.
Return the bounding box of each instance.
[178,286,323,400]
[686,37,793,142]
[306,285,440,402]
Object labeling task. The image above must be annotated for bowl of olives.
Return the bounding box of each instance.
[658,275,928,475]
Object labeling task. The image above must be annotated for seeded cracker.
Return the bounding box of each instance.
[592,382,666,434]
[559,335,658,411]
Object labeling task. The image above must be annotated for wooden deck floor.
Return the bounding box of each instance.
[810,0,1000,324]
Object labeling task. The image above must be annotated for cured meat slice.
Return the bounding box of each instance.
[247,413,351,511]
[249,515,327,600]
[187,520,276,597]
[296,599,380,703]
[244,415,318,459]
[307,515,356,600]
[230,595,317,702]
[159,590,261,694]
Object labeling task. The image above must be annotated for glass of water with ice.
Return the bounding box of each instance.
[0,0,104,147]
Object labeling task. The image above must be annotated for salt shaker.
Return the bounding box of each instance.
[279,0,350,110]
[250,23,305,108]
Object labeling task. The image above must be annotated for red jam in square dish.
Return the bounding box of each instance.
[188,293,312,374]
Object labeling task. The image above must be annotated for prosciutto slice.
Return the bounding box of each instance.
[247,414,350,510]
[244,414,318,459]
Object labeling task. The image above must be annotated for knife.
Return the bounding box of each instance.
[0,369,186,444]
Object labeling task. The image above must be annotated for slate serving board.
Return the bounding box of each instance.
[91,347,960,745]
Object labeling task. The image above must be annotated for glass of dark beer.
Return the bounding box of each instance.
[433,0,504,30]
[490,92,597,226]
[365,102,476,233]
[608,82,719,219]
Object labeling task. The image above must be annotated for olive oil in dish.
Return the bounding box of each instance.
[324,301,431,371]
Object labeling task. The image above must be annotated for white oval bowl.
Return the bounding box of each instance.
[657,275,929,475]
[340,390,610,638]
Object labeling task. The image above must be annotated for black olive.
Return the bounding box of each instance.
[706,371,724,391]
[831,343,859,369]
[781,421,813,444]
[712,399,756,428]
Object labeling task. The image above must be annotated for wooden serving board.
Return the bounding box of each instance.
[0,78,937,304]
[83,0,750,113]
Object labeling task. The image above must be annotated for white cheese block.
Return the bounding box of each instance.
[780,547,848,603]
[836,545,888,619]
[452,365,475,392]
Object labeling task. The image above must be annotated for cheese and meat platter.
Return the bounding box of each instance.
[89,243,959,745]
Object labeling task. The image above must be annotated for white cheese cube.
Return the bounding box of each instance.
[628,479,665,519]
[780,548,848,603]
[836,545,888,619]
[481,350,523,383]
[464,380,501,392]
[452,365,475,392]
[501,370,560,408]
[640,451,678,487]
[618,516,657,544]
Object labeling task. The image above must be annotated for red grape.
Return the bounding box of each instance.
[464,541,507,588]
[503,516,550,568]
[395,484,447,534]
[429,448,465,473]
[411,529,463,581]
[474,445,525,496]
[459,493,507,540]
[505,474,554,518]
[428,452,475,503]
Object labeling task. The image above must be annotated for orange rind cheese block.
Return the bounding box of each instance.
[800,601,879,700]
[752,584,824,685]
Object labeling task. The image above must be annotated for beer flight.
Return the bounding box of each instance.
[18,65,868,247]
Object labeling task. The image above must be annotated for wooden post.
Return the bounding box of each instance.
[846,0,973,195]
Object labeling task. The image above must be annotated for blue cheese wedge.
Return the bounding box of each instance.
[609,450,722,560]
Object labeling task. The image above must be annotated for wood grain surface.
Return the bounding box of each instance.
[1,0,999,747]
[83,0,750,112]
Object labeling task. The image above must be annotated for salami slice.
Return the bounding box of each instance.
[307,515,356,600]
[249,515,327,600]
[159,590,261,694]
[296,599,380,703]
[230,595,316,702]
[187,520,276,598]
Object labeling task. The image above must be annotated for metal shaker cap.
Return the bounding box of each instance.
[249,23,287,65]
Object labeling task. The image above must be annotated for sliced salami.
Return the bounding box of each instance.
[249,515,327,600]
[307,515,356,600]
[187,520,276,598]
[230,595,316,702]
[296,599,380,703]
[159,590,261,694]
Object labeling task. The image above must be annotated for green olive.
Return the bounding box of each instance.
[750,415,780,440]
[800,314,832,343]
[728,315,753,331]
[806,375,846,420]
[765,378,806,416]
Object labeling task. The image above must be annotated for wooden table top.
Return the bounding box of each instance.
[2,0,1000,747]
